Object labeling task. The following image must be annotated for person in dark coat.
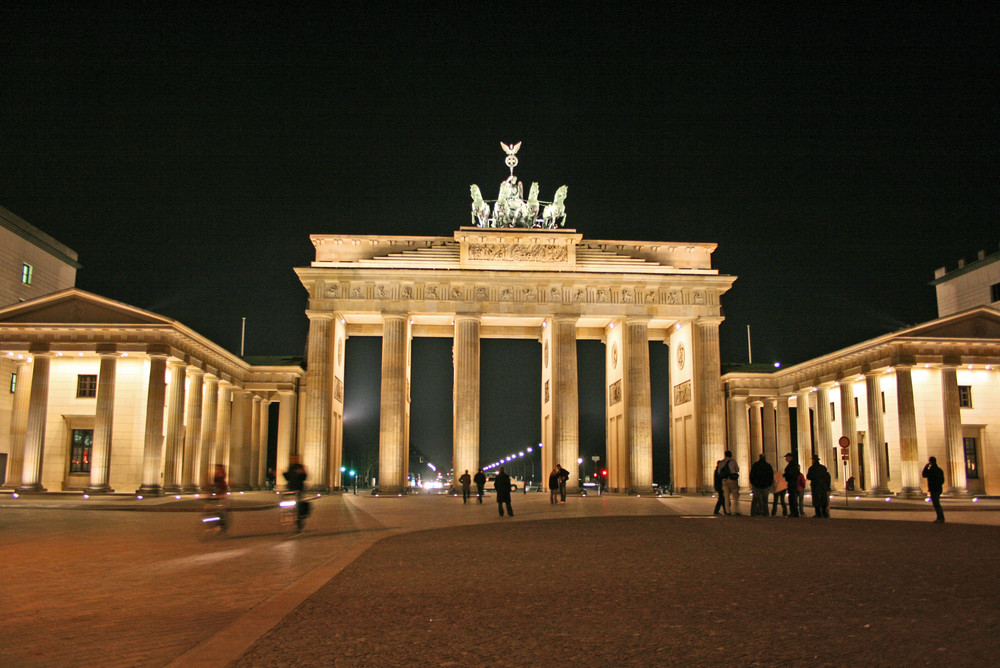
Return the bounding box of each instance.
[473,469,486,504]
[548,466,561,505]
[557,465,570,503]
[806,455,831,517]
[749,454,774,517]
[713,459,727,515]
[922,456,946,523]
[458,470,472,504]
[782,452,801,518]
[495,466,514,517]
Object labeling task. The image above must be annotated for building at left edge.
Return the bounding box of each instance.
[0,206,304,493]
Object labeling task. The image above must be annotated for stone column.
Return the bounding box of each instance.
[864,372,890,494]
[727,394,749,486]
[795,389,812,468]
[624,318,653,493]
[249,394,262,488]
[138,350,169,495]
[839,381,857,486]
[302,311,333,491]
[88,346,118,493]
[198,375,219,490]
[181,368,204,492]
[895,365,922,496]
[695,319,726,492]
[940,365,968,494]
[748,400,763,459]
[161,360,187,494]
[229,388,249,489]
[5,358,32,489]
[775,396,792,465]
[18,347,52,493]
[815,385,833,466]
[551,316,580,493]
[762,399,778,465]
[257,398,270,488]
[276,390,297,486]
[453,315,480,482]
[379,314,410,493]
[215,381,233,470]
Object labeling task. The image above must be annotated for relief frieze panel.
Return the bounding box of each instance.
[673,380,692,405]
[467,243,568,263]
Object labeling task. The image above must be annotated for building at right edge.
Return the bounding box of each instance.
[722,245,1000,498]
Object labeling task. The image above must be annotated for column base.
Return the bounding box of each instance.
[865,487,893,496]
[136,485,163,496]
[628,487,657,496]
[945,488,972,498]
[895,487,925,498]
[15,483,47,493]
[162,485,184,495]
[86,485,115,495]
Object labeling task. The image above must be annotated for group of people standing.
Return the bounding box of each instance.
[715,450,831,518]
[548,465,570,504]
[457,467,513,516]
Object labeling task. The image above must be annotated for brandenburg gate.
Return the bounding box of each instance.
[294,145,736,494]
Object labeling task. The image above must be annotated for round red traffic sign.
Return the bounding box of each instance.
[838,436,850,448]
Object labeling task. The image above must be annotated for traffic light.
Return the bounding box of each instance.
[601,469,608,478]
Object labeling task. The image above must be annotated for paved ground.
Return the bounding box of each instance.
[2,490,998,667]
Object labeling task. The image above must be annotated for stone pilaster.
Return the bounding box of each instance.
[181,368,204,492]
[379,314,410,493]
[864,372,891,494]
[18,348,52,493]
[775,396,791,467]
[552,316,580,493]
[453,315,480,484]
[88,346,118,493]
[815,385,833,465]
[198,375,219,490]
[895,365,922,496]
[249,394,262,488]
[748,400,763,460]
[839,380,857,485]
[695,319,726,492]
[4,358,32,489]
[256,397,270,488]
[161,360,187,494]
[214,381,233,470]
[727,395,749,486]
[138,350,169,495]
[762,399,777,465]
[302,311,333,492]
[624,318,653,493]
[940,365,968,495]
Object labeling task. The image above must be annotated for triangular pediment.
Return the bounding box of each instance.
[0,289,174,326]
[899,307,1000,340]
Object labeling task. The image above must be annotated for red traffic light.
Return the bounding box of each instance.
[601,469,608,477]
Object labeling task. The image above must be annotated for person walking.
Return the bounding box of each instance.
[473,468,486,504]
[283,455,309,532]
[922,456,946,523]
[548,466,561,505]
[807,455,831,517]
[458,470,472,504]
[771,468,788,516]
[783,452,800,518]
[717,451,740,515]
[713,459,728,515]
[749,453,773,517]
[495,466,514,517]
[557,465,570,503]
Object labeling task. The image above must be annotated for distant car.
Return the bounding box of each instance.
[484,475,519,493]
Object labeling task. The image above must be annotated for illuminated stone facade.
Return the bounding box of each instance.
[0,290,303,493]
[722,307,1000,497]
[296,227,736,493]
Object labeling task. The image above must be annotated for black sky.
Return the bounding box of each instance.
[2,4,996,476]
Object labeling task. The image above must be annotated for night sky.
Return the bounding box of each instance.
[2,5,996,478]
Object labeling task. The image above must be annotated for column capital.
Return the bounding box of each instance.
[306,310,335,321]
[748,399,764,408]
[694,316,725,327]
[95,343,118,356]
[187,367,206,379]
[146,344,170,357]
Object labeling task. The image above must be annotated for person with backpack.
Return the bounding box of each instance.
[782,452,801,518]
[807,455,832,517]
[716,450,740,515]
[749,453,774,517]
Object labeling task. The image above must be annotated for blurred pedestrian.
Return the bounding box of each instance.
[783,452,800,517]
[265,467,276,491]
[495,466,514,517]
[922,456,946,523]
[458,470,472,504]
[474,469,486,504]
[713,459,727,515]
[549,466,561,505]
[749,453,773,517]
[771,468,787,516]
[717,450,740,515]
[807,455,831,517]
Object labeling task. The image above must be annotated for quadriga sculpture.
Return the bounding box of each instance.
[542,185,568,228]
[470,184,491,226]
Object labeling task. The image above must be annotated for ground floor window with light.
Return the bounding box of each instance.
[69,429,93,473]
